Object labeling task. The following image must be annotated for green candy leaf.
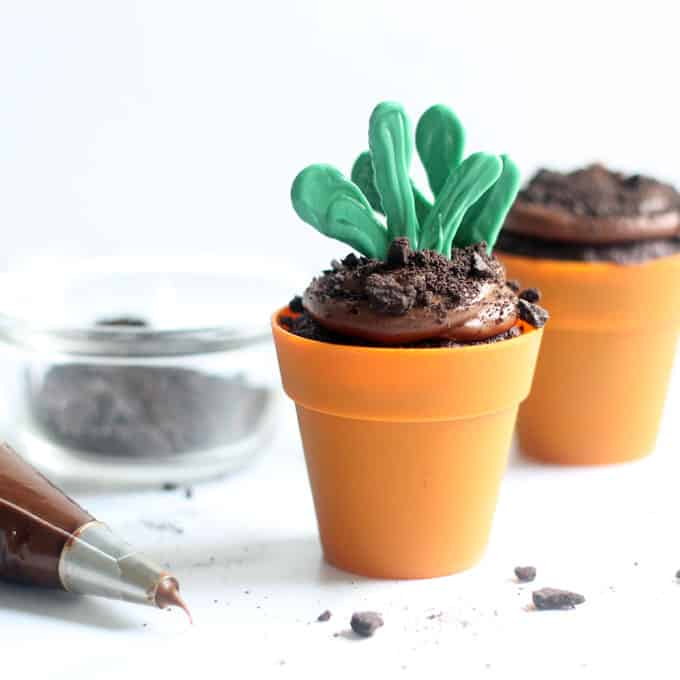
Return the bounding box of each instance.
[416,104,466,196]
[434,214,445,253]
[412,187,431,226]
[420,153,503,255]
[350,151,383,212]
[291,164,389,259]
[454,154,521,252]
[291,102,514,262]
[368,102,419,247]
[351,150,432,224]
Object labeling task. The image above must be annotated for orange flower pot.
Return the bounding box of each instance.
[498,252,680,465]
[272,310,543,579]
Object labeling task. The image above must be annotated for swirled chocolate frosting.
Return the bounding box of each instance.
[282,239,547,347]
[504,164,680,245]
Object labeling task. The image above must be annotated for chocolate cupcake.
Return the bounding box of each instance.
[497,163,680,465]
[498,164,680,263]
[272,101,546,578]
[282,240,544,348]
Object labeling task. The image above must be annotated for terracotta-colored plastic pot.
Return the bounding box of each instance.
[498,252,680,465]
[272,310,543,579]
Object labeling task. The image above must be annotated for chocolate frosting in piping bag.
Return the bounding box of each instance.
[0,443,190,618]
[0,442,92,587]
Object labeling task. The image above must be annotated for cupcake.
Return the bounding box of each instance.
[272,102,547,578]
[497,164,680,465]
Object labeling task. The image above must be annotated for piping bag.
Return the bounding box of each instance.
[0,443,191,620]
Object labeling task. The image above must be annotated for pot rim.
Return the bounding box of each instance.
[498,249,680,274]
[272,308,540,356]
[272,308,544,422]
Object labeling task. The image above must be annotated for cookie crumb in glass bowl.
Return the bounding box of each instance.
[0,254,302,488]
[30,364,270,457]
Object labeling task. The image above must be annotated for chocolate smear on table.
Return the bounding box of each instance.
[350,611,384,637]
[514,566,537,582]
[0,442,190,618]
[532,587,585,610]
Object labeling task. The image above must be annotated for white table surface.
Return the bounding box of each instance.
[2,351,680,679]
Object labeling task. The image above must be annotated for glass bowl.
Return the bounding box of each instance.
[0,254,303,489]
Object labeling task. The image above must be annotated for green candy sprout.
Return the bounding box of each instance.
[416,104,466,196]
[291,102,520,259]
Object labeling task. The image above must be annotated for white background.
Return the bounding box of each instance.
[2,2,680,678]
[1,0,680,275]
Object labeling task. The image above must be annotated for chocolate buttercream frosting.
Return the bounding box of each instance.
[504,164,680,245]
[283,239,546,347]
[496,230,680,265]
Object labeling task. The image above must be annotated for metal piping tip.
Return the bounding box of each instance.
[59,521,190,618]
